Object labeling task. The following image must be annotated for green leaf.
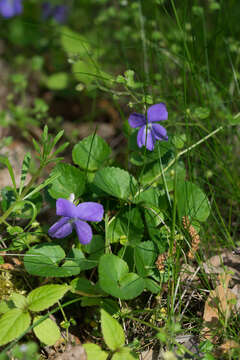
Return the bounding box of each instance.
[0,156,16,192]
[48,163,85,199]
[99,254,144,300]
[144,278,161,294]
[73,60,112,86]
[24,243,82,277]
[11,293,28,310]
[72,134,111,171]
[19,152,31,195]
[112,347,138,360]
[133,187,160,207]
[193,107,210,120]
[71,277,104,296]
[46,72,68,90]
[83,343,108,360]
[134,241,157,277]
[93,167,137,200]
[81,298,119,315]
[0,300,15,314]
[85,235,105,261]
[101,309,125,351]
[33,316,61,346]
[0,309,31,346]
[61,27,91,57]
[27,284,69,312]
[176,180,210,222]
[107,207,143,244]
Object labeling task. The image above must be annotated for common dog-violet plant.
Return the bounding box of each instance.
[0,0,22,18]
[128,103,168,151]
[48,197,104,244]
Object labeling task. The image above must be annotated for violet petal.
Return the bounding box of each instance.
[147,103,168,122]
[53,5,68,24]
[0,0,22,18]
[48,217,73,238]
[137,125,146,148]
[74,219,93,245]
[76,202,104,222]
[152,123,168,141]
[56,198,78,218]
[128,113,146,128]
[145,128,156,151]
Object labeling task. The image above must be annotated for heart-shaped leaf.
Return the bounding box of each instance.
[99,254,144,300]
[48,163,85,199]
[176,180,210,222]
[24,243,88,277]
[72,134,111,171]
[93,167,137,200]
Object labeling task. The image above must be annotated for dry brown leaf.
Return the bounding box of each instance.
[141,349,153,360]
[203,250,240,282]
[202,274,236,340]
[53,345,86,360]
[219,340,240,353]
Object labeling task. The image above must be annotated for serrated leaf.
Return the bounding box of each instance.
[99,254,144,300]
[93,167,137,200]
[27,284,69,312]
[83,343,108,360]
[72,134,111,171]
[33,316,61,345]
[48,163,85,199]
[101,309,125,351]
[0,309,31,346]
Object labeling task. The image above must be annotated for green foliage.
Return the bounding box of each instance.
[83,343,108,360]
[33,316,61,346]
[72,134,111,171]
[46,72,69,90]
[0,309,31,346]
[27,284,69,312]
[93,167,137,200]
[176,180,211,223]
[24,243,82,277]
[99,254,145,300]
[101,308,125,350]
[107,207,143,244]
[48,163,85,199]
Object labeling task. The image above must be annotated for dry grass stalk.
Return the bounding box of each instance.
[182,216,200,260]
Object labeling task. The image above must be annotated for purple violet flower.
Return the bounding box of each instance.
[42,2,68,24]
[0,0,22,18]
[48,198,104,245]
[128,103,168,151]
